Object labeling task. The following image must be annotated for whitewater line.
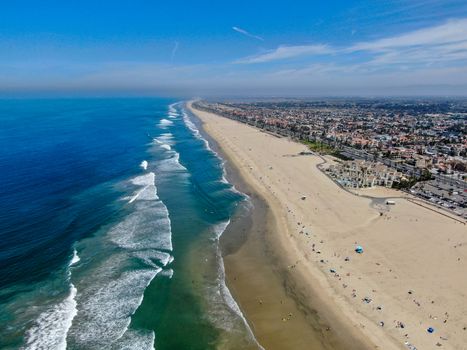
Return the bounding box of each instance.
[129,185,151,204]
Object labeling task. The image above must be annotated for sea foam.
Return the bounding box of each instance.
[23,285,78,350]
[111,328,156,350]
[67,171,173,347]
[182,107,244,196]
[182,105,261,347]
[140,160,148,170]
[23,251,80,350]
[168,103,180,119]
[66,260,159,348]
[128,172,158,203]
[65,159,173,348]
[158,119,173,128]
[157,152,187,172]
[205,221,264,349]
[17,101,184,350]
[70,249,80,266]
[154,133,174,146]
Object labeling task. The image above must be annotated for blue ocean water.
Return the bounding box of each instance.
[0,99,258,349]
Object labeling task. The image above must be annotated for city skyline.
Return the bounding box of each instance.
[2,0,467,96]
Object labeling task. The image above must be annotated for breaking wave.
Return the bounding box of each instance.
[25,163,173,349]
[22,251,80,350]
[158,119,173,128]
[182,107,244,197]
[181,105,261,348]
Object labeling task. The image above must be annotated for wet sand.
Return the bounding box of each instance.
[220,157,373,350]
[189,102,467,350]
[190,104,374,350]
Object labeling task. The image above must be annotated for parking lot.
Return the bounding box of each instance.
[411,180,467,218]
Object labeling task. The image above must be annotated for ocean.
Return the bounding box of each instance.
[0,98,259,349]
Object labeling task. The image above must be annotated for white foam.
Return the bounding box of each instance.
[128,185,157,203]
[67,265,159,348]
[217,265,264,349]
[167,104,179,119]
[132,250,173,268]
[159,269,174,279]
[159,119,173,127]
[182,107,245,197]
[22,245,83,350]
[66,167,173,347]
[182,109,218,157]
[111,328,155,350]
[131,172,155,187]
[213,220,230,240]
[70,249,80,266]
[206,221,264,349]
[111,202,172,251]
[140,160,148,170]
[129,173,158,203]
[157,152,187,172]
[154,133,174,146]
[23,285,78,350]
[168,102,178,114]
[23,105,187,349]
[182,111,201,137]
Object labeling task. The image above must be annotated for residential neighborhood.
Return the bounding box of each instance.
[194,99,467,218]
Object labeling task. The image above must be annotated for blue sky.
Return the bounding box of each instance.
[2,0,467,96]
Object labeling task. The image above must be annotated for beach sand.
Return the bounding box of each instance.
[188,102,467,350]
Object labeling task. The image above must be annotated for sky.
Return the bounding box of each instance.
[2,0,467,97]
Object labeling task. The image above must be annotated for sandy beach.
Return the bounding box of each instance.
[188,102,467,350]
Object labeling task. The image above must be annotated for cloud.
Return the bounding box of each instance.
[264,64,467,91]
[2,59,467,97]
[3,18,467,97]
[236,44,331,63]
[236,18,467,67]
[349,18,467,52]
[171,41,179,61]
[351,18,467,67]
[232,26,264,41]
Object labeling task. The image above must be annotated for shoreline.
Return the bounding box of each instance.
[188,103,376,350]
[188,101,467,350]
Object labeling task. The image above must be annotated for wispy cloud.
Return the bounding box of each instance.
[232,26,264,41]
[351,18,467,67]
[350,18,467,52]
[4,18,467,97]
[236,18,467,68]
[236,44,331,63]
[171,41,179,61]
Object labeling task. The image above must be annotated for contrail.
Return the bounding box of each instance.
[171,41,179,61]
[232,26,264,41]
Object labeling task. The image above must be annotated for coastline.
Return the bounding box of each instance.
[188,102,376,350]
[188,101,467,350]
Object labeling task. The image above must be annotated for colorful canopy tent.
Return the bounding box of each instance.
[355,245,364,254]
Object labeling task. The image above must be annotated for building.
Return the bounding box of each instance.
[326,160,405,189]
